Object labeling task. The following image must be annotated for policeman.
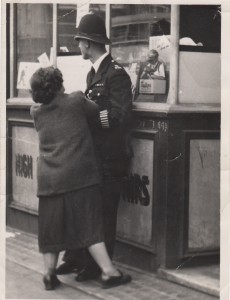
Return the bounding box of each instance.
[56,13,133,281]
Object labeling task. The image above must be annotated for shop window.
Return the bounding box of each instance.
[14,4,106,98]
[111,4,171,103]
[16,4,53,97]
[179,5,221,53]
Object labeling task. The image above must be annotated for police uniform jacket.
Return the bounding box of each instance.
[30,91,101,196]
[85,54,133,179]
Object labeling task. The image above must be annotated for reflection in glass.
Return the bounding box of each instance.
[111,4,171,103]
[179,5,221,52]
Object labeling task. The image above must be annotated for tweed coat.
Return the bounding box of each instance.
[85,54,133,179]
[30,91,101,196]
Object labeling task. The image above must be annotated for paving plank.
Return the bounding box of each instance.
[6,260,98,299]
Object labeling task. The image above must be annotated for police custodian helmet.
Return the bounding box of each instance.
[74,13,111,45]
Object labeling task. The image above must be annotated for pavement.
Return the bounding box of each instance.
[5,227,219,300]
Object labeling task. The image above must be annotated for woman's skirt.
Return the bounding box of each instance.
[38,184,104,253]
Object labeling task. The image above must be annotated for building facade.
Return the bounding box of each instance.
[5,3,220,271]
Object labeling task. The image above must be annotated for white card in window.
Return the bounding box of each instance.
[60,46,69,52]
[17,62,41,90]
[76,2,89,27]
[37,52,51,67]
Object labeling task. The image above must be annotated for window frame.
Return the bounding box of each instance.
[9,3,17,98]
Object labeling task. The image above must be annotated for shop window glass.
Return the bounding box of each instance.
[57,4,105,55]
[179,5,221,53]
[16,4,53,97]
[111,4,171,103]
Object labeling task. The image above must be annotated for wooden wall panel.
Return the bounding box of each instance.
[117,130,157,251]
[188,139,220,250]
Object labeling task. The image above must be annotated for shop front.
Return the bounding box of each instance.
[5,3,220,271]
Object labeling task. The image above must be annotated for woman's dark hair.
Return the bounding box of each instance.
[30,67,63,104]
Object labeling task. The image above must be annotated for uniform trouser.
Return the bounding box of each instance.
[62,180,122,271]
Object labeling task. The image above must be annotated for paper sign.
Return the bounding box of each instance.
[76,2,89,27]
[37,52,51,67]
[17,62,41,90]
[60,46,69,52]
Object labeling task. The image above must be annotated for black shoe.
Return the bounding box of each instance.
[56,262,78,275]
[101,270,132,289]
[75,267,101,282]
[43,274,61,291]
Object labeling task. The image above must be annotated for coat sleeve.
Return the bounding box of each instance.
[101,69,132,129]
[82,95,100,119]
[70,91,99,118]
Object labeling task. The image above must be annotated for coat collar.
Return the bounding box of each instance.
[93,52,109,73]
[89,54,112,87]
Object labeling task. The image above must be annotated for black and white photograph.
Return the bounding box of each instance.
[0,1,229,299]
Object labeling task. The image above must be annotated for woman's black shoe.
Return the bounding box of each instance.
[43,274,61,290]
[101,270,132,289]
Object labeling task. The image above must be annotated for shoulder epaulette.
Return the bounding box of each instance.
[113,65,122,70]
[111,60,123,70]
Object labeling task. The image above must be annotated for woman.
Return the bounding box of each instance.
[30,67,131,290]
